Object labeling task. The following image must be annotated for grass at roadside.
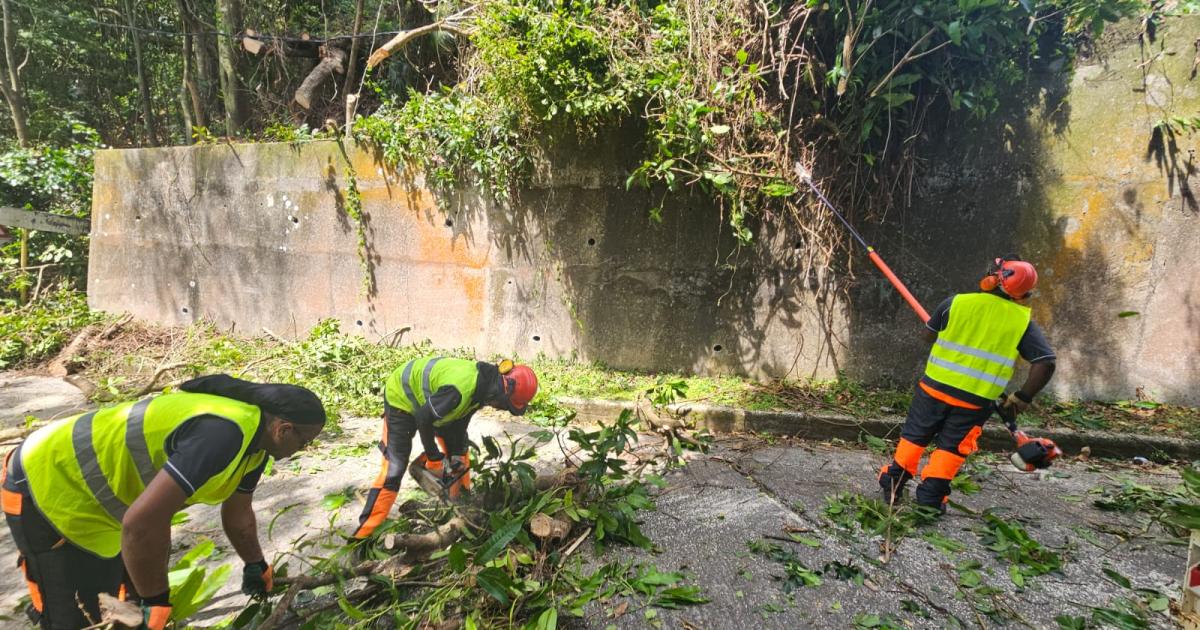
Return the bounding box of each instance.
[3,292,1199,440]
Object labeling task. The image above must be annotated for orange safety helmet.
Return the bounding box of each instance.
[498,363,538,413]
[979,257,1038,300]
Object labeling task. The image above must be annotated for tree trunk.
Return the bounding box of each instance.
[177,0,207,130]
[123,0,158,146]
[341,0,364,111]
[186,0,220,125]
[0,0,30,147]
[215,0,247,134]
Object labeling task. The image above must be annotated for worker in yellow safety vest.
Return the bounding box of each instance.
[1,375,326,630]
[354,357,538,538]
[878,255,1057,513]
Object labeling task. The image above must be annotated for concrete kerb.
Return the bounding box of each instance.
[558,396,1200,461]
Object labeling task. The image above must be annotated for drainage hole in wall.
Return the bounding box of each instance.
[532,335,541,342]
[356,320,364,326]
[444,218,454,227]
[135,215,142,222]
[507,280,513,285]
[289,215,299,224]
[181,307,190,314]
[713,344,723,352]
[587,237,596,246]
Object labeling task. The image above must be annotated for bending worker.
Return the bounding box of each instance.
[355,357,538,538]
[2,375,326,630]
[878,255,1056,513]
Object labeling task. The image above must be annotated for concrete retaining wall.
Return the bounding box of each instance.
[88,18,1200,403]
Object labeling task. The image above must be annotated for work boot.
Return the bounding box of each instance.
[878,464,912,506]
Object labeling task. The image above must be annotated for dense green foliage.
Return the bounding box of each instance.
[0,288,100,368]
[355,0,1147,251]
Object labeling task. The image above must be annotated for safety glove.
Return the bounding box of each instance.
[1002,390,1033,414]
[241,560,273,598]
[139,592,172,630]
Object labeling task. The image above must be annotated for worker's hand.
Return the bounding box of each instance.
[241,560,273,597]
[1003,391,1032,414]
[141,605,172,630]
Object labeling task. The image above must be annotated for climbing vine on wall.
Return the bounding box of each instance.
[335,140,375,297]
[354,0,1143,264]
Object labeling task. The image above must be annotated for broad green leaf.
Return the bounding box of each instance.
[449,543,468,573]
[476,518,524,565]
[476,566,514,604]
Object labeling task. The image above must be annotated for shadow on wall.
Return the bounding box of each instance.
[412,118,844,381]
[840,60,1131,396]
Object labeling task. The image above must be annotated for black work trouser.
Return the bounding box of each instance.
[879,386,991,507]
[3,448,126,630]
[354,401,469,538]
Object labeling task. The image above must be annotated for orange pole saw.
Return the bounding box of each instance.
[794,163,1060,471]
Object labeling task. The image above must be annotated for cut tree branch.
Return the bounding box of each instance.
[294,45,347,110]
[365,16,472,71]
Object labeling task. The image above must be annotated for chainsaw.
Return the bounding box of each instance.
[993,397,1062,471]
[408,452,471,502]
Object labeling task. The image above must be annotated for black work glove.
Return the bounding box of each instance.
[241,560,273,597]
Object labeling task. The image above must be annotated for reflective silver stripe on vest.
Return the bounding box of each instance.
[124,398,156,487]
[927,356,1009,388]
[935,338,1015,368]
[422,358,443,418]
[400,360,420,410]
[72,412,128,523]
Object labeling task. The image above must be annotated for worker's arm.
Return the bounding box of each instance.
[1017,361,1055,400]
[122,470,189,598]
[922,297,952,344]
[1016,321,1056,400]
[221,492,264,564]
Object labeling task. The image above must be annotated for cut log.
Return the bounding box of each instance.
[530,513,570,541]
[294,45,347,110]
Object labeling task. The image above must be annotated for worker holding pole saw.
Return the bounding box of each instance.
[794,165,1061,516]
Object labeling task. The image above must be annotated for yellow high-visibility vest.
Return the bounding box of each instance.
[20,393,267,557]
[924,293,1031,400]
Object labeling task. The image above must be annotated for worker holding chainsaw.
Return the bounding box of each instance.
[353,357,538,538]
[878,255,1059,514]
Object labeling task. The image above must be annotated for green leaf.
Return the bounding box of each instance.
[337,594,367,620]
[1149,596,1169,612]
[1009,564,1025,588]
[879,92,915,108]
[787,533,822,548]
[1118,311,1139,318]
[476,566,514,604]
[171,539,215,571]
[736,49,748,65]
[1181,467,1200,495]
[449,544,468,573]
[946,20,963,45]
[531,608,558,630]
[1103,566,1132,589]
[476,517,524,565]
[1054,615,1087,630]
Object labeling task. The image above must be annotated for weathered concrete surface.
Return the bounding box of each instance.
[0,374,88,427]
[575,438,1184,629]
[856,17,1200,404]
[86,139,845,391]
[0,401,1185,628]
[88,18,1200,404]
